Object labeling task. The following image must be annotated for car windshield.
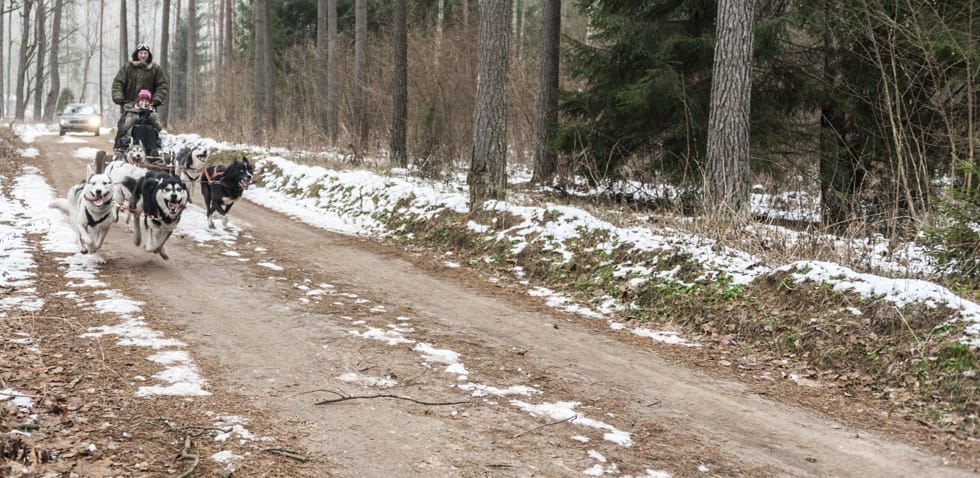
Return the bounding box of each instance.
[63,105,96,115]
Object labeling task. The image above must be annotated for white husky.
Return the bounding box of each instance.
[49,166,117,254]
[103,159,147,231]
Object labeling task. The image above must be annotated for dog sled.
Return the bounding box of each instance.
[97,122,176,175]
[112,122,176,174]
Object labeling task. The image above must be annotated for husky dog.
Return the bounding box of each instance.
[128,170,188,260]
[49,166,116,254]
[175,145,209,203]
[103,160,147,230]
[125,141,147,165]
[201,157,253,229]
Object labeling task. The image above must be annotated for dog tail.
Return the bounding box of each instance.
[49,198,70,215]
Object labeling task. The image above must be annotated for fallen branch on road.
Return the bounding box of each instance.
[263,447,308,462]
[511,415,577,439]
[314,392,470,406]
[176,436,200,478]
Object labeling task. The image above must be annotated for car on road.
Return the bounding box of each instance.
[58,103,102,136]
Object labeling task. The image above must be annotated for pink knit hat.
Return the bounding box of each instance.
[138,89,152,100]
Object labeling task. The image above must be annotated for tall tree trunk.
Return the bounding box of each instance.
[207,0,216,71]
[224,0,232,59]
[468,0,510,209]
[252,0,265,136]
[98,0,103,113]
[251,0,273,129]
[703,0,754,217]
[43,0,62,119]
[818,0,853,229]
[532,0,560,183]
[160,0,170,123]
[514,0,523,61]
[6,6,12,116]
[119,0,127,65]
[354,0,368,148]
[262,0,276,128]
[79,40,94,103]
[135,0,141,44]
[186,0,196,117]
[172,0,182,118]
[14,0,31,120]
[261,0,273,127]
[462,0,468,29]
[435,0,443,69]
[33,0,45,119]
[390,0,408,167]
[326,0,337,142]
[316,0,326,134]
[217,0,224,67]
[0,0,5,118]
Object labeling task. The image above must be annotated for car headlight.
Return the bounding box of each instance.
[88,116,101,127]
[60,119,67,126]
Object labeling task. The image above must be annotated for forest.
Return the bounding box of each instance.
[1,0,978,283]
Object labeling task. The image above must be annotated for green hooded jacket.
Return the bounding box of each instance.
[111,51,169,110]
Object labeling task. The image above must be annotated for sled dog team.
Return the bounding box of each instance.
[50,145,254,260]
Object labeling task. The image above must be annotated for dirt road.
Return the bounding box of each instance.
[24,132,978,477]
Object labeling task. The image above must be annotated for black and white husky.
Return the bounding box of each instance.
[175,145,208,203]
[127,170,189,260]
[201,157,253,229]
[49,166,116,254]
[103,159,147,230]
[125,141,147,165]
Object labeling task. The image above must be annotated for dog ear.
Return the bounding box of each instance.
[85,163,94,179]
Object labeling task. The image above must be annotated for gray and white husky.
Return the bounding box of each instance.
[127,170,189,260]
[49,165,116,254]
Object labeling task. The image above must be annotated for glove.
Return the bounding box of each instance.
[113,97,125,105]
[152,100,162,107]
[139,109,150,119]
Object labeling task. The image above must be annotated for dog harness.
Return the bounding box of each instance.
[85,202,114,227]
[144,212,181,227]
[203,168,224,184]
